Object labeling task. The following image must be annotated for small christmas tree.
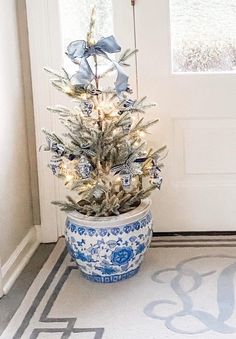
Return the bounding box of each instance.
[42,8,166,217]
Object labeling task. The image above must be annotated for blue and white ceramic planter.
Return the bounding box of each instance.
[65,199,153,283]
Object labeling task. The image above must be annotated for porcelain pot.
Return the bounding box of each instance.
[65,198,152,283]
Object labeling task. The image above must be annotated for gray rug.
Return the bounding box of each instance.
[2,236,236,339]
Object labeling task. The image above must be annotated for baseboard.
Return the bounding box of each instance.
[35,224,42,243]
[151,232,236,248]
[1,225,40,295]
[153,231,236,237]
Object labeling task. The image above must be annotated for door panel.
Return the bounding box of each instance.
[114,0,236,231]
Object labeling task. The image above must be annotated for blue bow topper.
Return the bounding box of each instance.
[66,36,128,95]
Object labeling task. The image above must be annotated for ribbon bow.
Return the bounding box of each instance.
[66,36,128,95]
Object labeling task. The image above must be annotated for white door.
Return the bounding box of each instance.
[27,0,236,241]
[114,0,236,233]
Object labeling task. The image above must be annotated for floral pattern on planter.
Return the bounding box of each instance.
[65,210,153,283]
[111,247,134,266]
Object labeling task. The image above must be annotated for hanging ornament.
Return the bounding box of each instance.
[149,164,161,176]
[131,162,143,175]
[149,161,162,189]
[50,141,58,152]
[120,170,132,189]
[46,137,66,156]
[122,116,132,134]
[111,152,146,178]
[80,100,93,117]
[93,189,103,200]
[49,156,63,175]
[93,187,105,200]
[122,122,132,134]
[84,84,102,96]
[118,99,135,115]
[126,86,133,94]
[77,155,92,179]
[54,144,66,157]
[68,154,76,161]
[124,99,134,108]
[150,174,163,189]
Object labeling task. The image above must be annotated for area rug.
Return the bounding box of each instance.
[2,236,236,339]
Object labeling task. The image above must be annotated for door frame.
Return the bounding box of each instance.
[26,0,63,242]
[0,260,3,298]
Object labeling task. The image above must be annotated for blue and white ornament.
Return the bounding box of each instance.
[119,99,135,115]
[120,170,132,189]
[81,100,93,117]
[149,158,162,189]
[49,156,63,175]
[46,137,66,156]
[150,174,162,189]
[77,155,92,179]
[54,143,66,156]
[122,116,132,134]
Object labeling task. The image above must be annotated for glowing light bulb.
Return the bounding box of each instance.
[138,131,145,138]
[132,177,140,186]
[64,86,73,95]
[97,101,111,112]
[80,93,87,100]
[66,174,73,182]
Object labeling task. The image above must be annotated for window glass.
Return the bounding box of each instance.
[170,0,236,72]
[59,0,113,72]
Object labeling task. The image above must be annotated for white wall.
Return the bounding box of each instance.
[0,0,38,265]
[17,0,40,226]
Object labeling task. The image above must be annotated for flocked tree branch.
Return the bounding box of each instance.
[41,8,166,217]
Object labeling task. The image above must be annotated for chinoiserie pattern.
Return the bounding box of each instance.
[65,211,152,283]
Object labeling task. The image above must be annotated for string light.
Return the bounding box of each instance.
[64,86,73,95]
[80,93,87,100]
[65,174,73,182]
[97,101,110,111]
[138,131,145,138]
